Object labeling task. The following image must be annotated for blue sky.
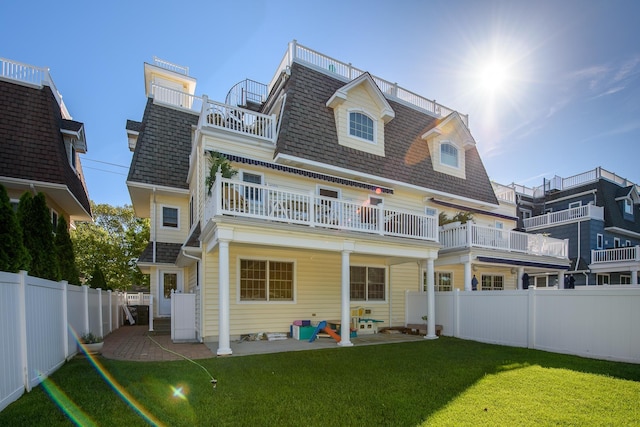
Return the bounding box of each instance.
[2,0,639,206]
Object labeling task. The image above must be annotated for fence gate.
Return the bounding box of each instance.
[171,292,196,342]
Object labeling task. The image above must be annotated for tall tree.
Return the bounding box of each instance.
[72,203,149,291]
[0,184,30,272]
[55,216,80,284]
[18,192,60,281]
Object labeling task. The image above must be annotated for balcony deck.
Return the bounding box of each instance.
[592,246,640,264]
[440,223,568,258]
[205,177,438,242]
[524,204,604,231]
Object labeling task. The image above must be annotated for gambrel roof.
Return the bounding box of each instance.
[274,62,498,205]
[0,79,91,219]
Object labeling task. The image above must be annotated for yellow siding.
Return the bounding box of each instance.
[200,246,426,340]
[153,194,189,243]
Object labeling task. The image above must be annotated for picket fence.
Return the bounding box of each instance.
[0,271,124,412]
[406,286,640,364]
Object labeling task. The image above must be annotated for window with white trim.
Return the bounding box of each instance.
[596,273,609,285]
[481,274,504,290]
[162,206,179,228]
[626,240,632,247]
[349,111,374,142]
[242,172,263,202]
[614,237,621,248]
[440,143,458,167]
[51,209,58,230]
[521,209,532,220]
[350,266,385,301]
[569,201,582,209]
[240,259,294,301]
[596,233,603,249]
[624,199,633,215]
[620,275,631,285]
[425,207,437,217]
[422,271,453,292]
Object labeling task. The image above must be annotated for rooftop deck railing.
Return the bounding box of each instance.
[151,83,203,112]
[205,175,438,241]
[511,167,640,198]
[440,223,568,258]
[523,204,604,230]
[200,96,276,142]
[591,246,640,264]
[153,56,189,75]
[0,57,70,119]
[269,40,469,127]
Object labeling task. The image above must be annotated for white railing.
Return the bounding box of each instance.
[153,56,189,75]
[122,292,151,306]
[206,175,438,241]
[269,40,469,127]
[440,223,568,258]
[200,97,276,142]
[151,84,202,112]
[494,189,515,204]
[512,167,640,198]
[524,204,604,230]
[591,246,640,264]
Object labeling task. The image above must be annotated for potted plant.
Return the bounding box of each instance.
[79,332,104,355]
[205,151,238,196]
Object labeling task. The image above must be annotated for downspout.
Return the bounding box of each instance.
[575,221,580,272]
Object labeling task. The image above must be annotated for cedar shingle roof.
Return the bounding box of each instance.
[275,63,498,205]
[0,79,91,216]
[127,99,198,189]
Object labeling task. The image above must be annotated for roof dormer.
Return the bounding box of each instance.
[421,112,476,180]
[326,73,394,157]
[61,119,87,153]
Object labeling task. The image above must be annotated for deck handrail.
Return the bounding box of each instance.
[268,40,469,127]
[440,223,568,258]
[591,246,640,264]
[523,204,604,230]
[205,175,438,241]
[200,97,276,142]
[153,56,189,75]
[151,83,202,112]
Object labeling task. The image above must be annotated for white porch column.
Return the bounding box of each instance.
[425,257,438,340]
[632,269,638,285]
[339,246,354,347]
[558,270,565,289]
[463,261,472,291]
[217,239,232,356]
[517,267,525,290]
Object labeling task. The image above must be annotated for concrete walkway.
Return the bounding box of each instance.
[101,325,427,361]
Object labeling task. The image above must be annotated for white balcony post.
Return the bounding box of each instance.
[517,267,525,290]
[558,270,565,289]
[378,203,384,235]
[463,261,472,292]
[217,239,232,356]
[425,257,438,340]
[215,170,222,216]
[466,223,473,247]
[339,247,354,347]
[309,190,316,227]
[635,246,640,262]
[289,39,297,64]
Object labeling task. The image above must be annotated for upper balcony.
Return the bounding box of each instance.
[440,223,568,258]
[523,204,604,231]
[591,246,640,265]
[204,174,438,242]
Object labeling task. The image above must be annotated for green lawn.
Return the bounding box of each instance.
[1,338,639,426]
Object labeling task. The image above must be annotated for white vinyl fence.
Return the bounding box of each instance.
[406,287,640,364]
[0,271,124,412]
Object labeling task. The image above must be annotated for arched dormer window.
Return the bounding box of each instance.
[349,111,375,142]
[440,142,458,167]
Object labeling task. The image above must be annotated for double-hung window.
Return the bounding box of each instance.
[162,206,179,228]
[240,259,294,302]
[350,266,385,301]
[481,274,504,290]
[423,271,453,291]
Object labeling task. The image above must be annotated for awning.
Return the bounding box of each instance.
[476,256,570,270]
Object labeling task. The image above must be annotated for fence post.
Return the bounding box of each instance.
[527,286,536,349]
[62,281,69,360]
[149,295,154,332]
[97,288,103,338]
[453,288,460,338]
[107,290,112,334]
[83,285,89,335]
[18,271,30,392]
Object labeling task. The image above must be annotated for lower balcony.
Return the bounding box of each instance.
[524,204,604,231]
[591,246,640,264]
[440,223,568,258]
[204,178,438,241]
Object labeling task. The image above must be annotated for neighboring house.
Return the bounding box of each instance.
[0,57,91,227]
[126,41,569,355]
[510,167,640,286]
